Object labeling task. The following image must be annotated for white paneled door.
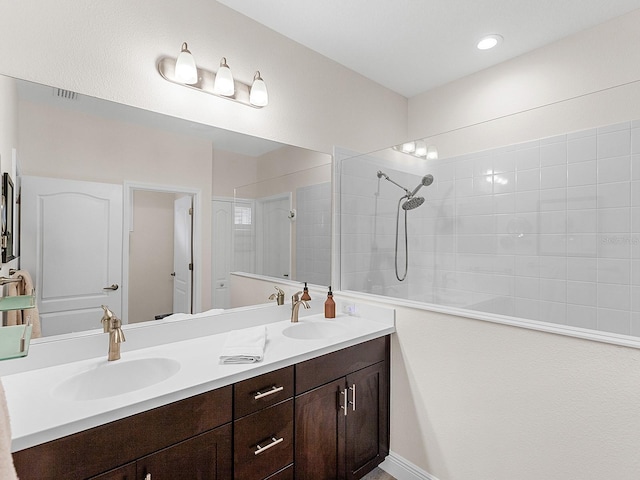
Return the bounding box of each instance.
[21,176,123,336]
[211,199,232,309]
[172,195,193,314]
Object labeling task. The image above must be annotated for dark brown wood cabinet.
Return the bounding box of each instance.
[294,337,390,480]
[234,366,294,480]
[13,386,233,480]
[12,336,389,480]
[89,463,136,480]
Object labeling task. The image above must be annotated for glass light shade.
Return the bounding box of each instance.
[213,57,235,96]
[426,145,439,160]
[175,43,198,84]
[414,141,427,158]
[401,142,416,153]
[249,71,269,107]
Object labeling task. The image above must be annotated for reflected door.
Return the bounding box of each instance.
[212,199,232,309]
[173,195,193,314]
[21,176,123,336]
[256,194,291,279]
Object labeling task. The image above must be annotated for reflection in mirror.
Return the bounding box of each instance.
[0,74,332,339]
[234,162,332,286]
[340,81,640,340]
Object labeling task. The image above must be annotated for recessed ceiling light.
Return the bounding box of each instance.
[477,34,503,50]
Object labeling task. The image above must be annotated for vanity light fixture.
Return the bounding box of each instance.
[477,34,503,50]
[393,141,438,160]
[249,71,269,107]
[213,57,235,96]
[174,43,198,84]
[157,42,269,108]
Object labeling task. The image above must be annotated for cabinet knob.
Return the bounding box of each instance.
[145,474,152,480]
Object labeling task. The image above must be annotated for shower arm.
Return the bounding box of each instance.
[377,171,412,197]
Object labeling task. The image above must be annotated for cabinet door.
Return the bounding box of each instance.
[294,379,346,480]
[137,424,232,480]
[345,362,389,480]
[89,463,136,480]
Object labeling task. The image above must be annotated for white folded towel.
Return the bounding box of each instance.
[220,326,267,364]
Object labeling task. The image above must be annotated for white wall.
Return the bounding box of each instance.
[0,0,407,155]
[389,10,640,480]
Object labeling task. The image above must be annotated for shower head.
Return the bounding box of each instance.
[409,174,434,197]
[377,170,389,180]
[402,196,425,210]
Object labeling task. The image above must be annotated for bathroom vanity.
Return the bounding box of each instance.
[3,303,394,480]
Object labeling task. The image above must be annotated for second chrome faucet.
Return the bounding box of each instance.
[290,291,310,323]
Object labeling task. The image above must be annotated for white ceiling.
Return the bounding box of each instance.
[218,0,640,97]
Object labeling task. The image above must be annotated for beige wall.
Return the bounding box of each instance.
[398,10,640,480]
[0,0,407,155]
[129,190,174,323]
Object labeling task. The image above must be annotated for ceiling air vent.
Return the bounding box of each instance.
[53,88,79,100]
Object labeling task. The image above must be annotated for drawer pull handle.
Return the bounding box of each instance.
[254,436,284,455]
[340,388,348,416]
[349,384,356,412]
[254,385,284,400]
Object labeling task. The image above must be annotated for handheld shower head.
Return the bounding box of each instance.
[409,174,434,197]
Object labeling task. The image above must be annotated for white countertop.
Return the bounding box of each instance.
[2,306,395,452]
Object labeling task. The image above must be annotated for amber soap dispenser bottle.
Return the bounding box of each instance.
[324,286,336,318]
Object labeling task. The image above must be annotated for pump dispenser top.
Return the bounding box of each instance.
[324,286,335,318]
[301,282,311,301]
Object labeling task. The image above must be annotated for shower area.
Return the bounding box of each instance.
[339,118,640,338]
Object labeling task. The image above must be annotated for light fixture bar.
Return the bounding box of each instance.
[157,56,265,108]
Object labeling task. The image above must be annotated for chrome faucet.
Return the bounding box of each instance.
[291,291,310,323]
[268,286,285,305]
[101,305,126,361]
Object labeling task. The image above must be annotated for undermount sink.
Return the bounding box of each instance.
[52,357,181,401]
[282,321,347,340]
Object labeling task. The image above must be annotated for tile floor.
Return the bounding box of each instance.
[361,467,396,480]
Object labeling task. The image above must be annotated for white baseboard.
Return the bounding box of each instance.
[379,451,440,480]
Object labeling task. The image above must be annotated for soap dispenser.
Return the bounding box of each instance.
[301,282,311,301]
[324,286,335,318]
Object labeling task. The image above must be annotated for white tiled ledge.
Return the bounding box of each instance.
[339,289,640,350]
[2,301,395,452]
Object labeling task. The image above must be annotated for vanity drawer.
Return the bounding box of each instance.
[264,464,293,480]
[234,399,293,480]
[295,336,389,394]
[234,365,294,419]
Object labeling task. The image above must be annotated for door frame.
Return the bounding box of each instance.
[123,181,202,324]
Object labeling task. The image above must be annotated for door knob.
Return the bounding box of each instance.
[103,284,119,291]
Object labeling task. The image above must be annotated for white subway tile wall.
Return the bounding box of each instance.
[341,120,640,336]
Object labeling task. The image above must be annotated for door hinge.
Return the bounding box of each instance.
[189,263,193,271]
[189,207,193,215]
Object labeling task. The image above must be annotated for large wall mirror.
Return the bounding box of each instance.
[1,74,331,339]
